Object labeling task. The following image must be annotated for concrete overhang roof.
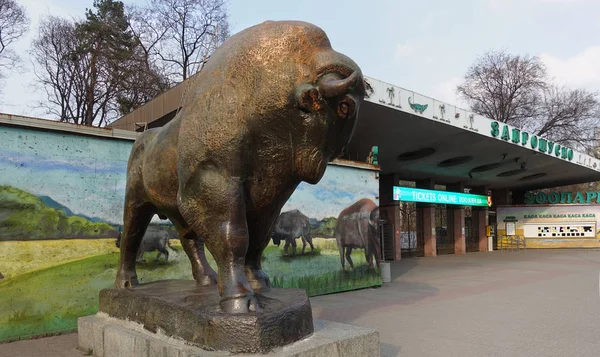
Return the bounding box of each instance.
[346,77,600,191]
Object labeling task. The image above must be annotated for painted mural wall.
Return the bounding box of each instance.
[496,205,600,248]
[0,123,382,343]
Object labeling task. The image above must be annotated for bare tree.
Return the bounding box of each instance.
[457,50,600,151]
[30,16,88,123]
[0,0,29,84]
[133,0,230,83]
[457,51,547,128]
[529,85,600,149]
[126,3,169,78]
[118,3,171,114]
[31,0,169,126]
[116,45,170,115]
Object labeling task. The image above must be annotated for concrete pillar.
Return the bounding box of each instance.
[379,173,402,260]
[447,183,466,254]
[471,186,490,252]
[416,179,436,257]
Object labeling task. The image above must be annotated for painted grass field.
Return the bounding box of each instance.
[0,237,382,342]
[0,239,119,279]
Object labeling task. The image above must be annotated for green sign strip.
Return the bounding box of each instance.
[393,186,491,207]
[525,191,600,204]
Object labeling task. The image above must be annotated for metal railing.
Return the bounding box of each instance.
[497,235,527,251]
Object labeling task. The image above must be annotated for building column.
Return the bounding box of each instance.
[379,173,402,260]
[447,183,466,254]
[472,186,490,252]
[416,178,436,257]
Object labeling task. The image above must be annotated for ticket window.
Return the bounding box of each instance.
[524,223,596,238]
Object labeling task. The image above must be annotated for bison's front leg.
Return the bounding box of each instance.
[178,172,258,314]
[115,193,155,288]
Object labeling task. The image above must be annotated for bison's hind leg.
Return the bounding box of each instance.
[304,229,315,254]
[300,236,307,255]
[243,215,276,293]
[345,247,354,268]
[337,236,346,270]
[156,246,169,262]
[290,238,297,256]
[179,234,217,286]
[115,196,156,288]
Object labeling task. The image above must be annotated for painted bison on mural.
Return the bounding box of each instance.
[114,20,367,314]
[140,230,171,263]
[116,229,172,262]
[335,198,381,270]
[272,209,315,256]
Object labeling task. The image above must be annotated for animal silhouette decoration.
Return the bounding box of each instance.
[408,96,428,114]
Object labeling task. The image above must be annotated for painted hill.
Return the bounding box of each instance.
[38,195,106,223]
[0,185,118,241]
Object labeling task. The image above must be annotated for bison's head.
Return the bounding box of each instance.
[368,207,380,227]
[272,236,282,246]
[291,51,367,184]
[368,207,382,263]
[294,68,365,182]
[182,21,366,185]
[271,229,283,246]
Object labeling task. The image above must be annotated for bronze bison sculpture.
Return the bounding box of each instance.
[115,20,367,314]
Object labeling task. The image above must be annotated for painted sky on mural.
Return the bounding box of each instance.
[282,166,379,221]
[0,126,378,224]
[0,127,131,224]
[1,0,600,119]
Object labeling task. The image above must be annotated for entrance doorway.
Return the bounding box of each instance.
[435,205,453,255]
[465,207,478,252]
[399,202,418,257]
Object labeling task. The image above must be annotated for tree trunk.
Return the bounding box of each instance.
[85,46,98,126]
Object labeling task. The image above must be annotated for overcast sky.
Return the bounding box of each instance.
[2,0,600,120]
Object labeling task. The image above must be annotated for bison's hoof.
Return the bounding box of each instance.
[195,274,217,287]
[115,270,139,288]
[248,277,270,292]
[245,268,271,292]
[220,295,261,314]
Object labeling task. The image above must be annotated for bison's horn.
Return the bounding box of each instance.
[318,71,360,98]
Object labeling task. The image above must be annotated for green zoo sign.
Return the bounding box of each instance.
[490,121,574,161]
[525,191,600,204]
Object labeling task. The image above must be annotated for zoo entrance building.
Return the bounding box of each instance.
[106,74,600,259]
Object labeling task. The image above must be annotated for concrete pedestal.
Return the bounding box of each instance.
[78,313,381,357]
[98,280,313,353]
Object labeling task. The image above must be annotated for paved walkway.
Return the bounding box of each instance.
[2,249,600,356]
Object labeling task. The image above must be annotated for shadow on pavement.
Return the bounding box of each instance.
[389,257,420,281]
[380,342,402,357]
[310,257,440,324]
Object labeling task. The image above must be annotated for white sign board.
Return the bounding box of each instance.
[506,222,516,236]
